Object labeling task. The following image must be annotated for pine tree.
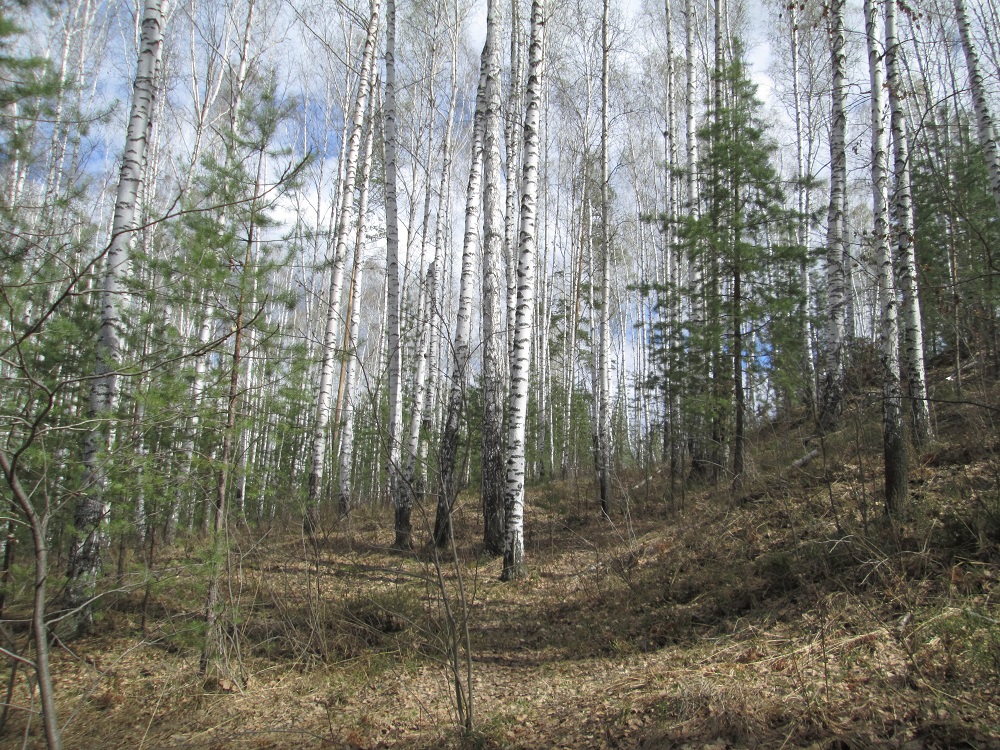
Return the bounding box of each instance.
[0,8,71,745]
[670,44,801,489]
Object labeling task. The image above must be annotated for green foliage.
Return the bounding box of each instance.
[645,42,804,475]
[0,5,106,573]
[0,3,60,183]
[912,127,1000,362]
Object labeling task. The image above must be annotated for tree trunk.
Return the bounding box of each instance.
[64,0,166,637]
[885,0,932,445]
[481,0,508,556]
[789,3,816,415]
[0,453,61,750]
[502,0,544,582]
[597,0,613,517]
[435,29,490,547]
[306,1,381,528]
[386,0,407,549]
[865,0,907,514]
[338,76,378,518]
[955,0,1000,215]
[505,0,524,363]
[819,0,847,432]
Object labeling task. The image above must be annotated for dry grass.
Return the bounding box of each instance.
[2,386,1000,749]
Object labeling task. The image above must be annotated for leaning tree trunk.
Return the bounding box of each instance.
[955,0,1000,215]
[64,0,166,638]
[502,0,544,582]
[818,0,847,432]
[885,0,932,445]
[0,454,61,749]
[865,0,907,514]
[435,29,489,547]
[337,77,377,517]
[306,0,381,528]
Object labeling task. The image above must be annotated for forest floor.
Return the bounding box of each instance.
[5,378,1000,749]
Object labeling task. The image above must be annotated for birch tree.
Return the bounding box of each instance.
[481,0,508,556]
[661,0,683,479]
[63,0,167,637]
[596,0,613,516]
[502,0,544,582]
[955,0,1000,214]
[818,0,847,432]
[865,0,907,513]
[386,0,407,549]
[787,1,816,414]
[434,26,489,546]
[885,0,931,445]
[430,13,483,548]
[305,0,380,526]
[337,75,378,517]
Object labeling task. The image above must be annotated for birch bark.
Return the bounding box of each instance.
[482,0,508,556]
[955,0,1000,214]
[865,0,907,513]
[338,80,377,517]
[819,0,847,432]
[504,0,524,363]
[64,0,167,635]
[885,0,931,445]
[597,0,613,517]
[435,33,489,547]
[386,0,407,548]
[789,2,816,414]
[502,0,544,582]
[306,0,381,526]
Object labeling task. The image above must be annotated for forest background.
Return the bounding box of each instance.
[2,0,1000,745]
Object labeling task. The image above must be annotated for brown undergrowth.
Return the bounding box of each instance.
[2,377,1000,749]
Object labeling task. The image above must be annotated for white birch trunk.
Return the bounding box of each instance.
[819,0,847,431]
[501,0,544,582]
[401,265,433,523]
[865,0,907,512]
[64,0,167,634]
[597,0,613,517]
[885,0,932,445]
[955,0,1000,215]
[789,3,816,414]
[386,0,407,548]
[663,0,683,478]
[435,31,489,547]
[418,38,456,499]
[481,0,508,556]
[338,69,379,517]
[504,0,524,363]
[559,175,582,478]
[306,1,381,523]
